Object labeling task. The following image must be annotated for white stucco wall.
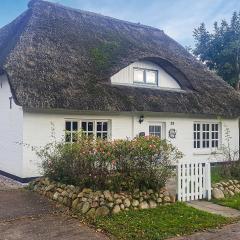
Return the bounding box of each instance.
[0,74,23,177]
[111,60,181,89]
[22,111,239,178]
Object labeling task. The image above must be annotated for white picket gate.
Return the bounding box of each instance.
[177,161,211,202]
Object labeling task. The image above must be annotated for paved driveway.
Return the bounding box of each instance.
[0,178,108,240]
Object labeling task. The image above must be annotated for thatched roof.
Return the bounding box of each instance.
[0,0,240,117]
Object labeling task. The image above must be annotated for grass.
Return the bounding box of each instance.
[213,194,240,210]
[95,203,231,240]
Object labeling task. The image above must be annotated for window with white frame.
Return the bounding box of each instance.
[193,123,220,149]
[211,124,219,148]
[96,121,108,139]
[133,68,158,85]
[65,121,78,143]
[81,121,94,137]
[65,120,110,142]
[149,125,161,137]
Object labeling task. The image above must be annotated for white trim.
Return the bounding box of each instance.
[193,121,221,153]
[147,121,166,139]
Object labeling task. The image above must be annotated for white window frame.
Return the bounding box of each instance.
[65,120,78,143]
[65,119,111,142]
[148,122,165,139]
[133,67,158,85]
[149,125,162,137]
[193,122,221,150]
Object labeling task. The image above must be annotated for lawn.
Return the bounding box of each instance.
[212,194,240,210]
[95,203,231,240]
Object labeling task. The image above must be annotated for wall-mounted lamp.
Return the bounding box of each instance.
[139,115,144,124]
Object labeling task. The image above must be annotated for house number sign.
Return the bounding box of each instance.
[168,129,176,139]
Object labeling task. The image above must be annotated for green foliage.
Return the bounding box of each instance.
[213,193,240,210]
[210,127,240,182]
[95,203,230,240]
[193,11,240,90]
[211,165,229,184]
[90,41,120,70]
[37,134,182,191]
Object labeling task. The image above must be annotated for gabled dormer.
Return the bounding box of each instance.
[111,60,182,90]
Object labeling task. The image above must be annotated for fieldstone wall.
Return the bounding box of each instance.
[212,180,240,199]
[29,178,176,218]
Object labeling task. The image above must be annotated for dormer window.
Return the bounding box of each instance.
[133,68,158,85]
[111,60,182,90]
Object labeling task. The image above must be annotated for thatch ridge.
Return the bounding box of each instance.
[0,0,239,117]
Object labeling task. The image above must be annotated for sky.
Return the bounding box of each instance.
[0,0,240,47]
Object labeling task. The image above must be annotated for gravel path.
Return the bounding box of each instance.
[0,174,25,190]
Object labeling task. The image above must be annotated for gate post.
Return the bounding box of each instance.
[205,163,212,200]
[177,163,182,201]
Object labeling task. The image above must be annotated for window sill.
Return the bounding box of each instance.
[193,149,222,156]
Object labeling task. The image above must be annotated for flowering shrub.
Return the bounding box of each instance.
[38,134,182,191]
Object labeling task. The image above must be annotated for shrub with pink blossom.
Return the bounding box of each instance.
[37,134,182,191]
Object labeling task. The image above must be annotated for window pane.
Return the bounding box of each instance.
[88,122,93,131]
[88,132,94,137]
[149,126,154,132]
[65,121,71,131]
[134,69,144,82]
[197,132,200,139]
[103,132,108,139]
[146,70,157,84]
[149,125,161,137]
[72,122,78,131]
[103,122,108,131]
[96,133,102,138]
[72,132,78,142]
[81,122,87,131]
[97,122,102,131]
[65,132,71,142]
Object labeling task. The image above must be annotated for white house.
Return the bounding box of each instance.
[0,0,240,182]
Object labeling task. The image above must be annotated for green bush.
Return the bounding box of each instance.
[37,134,182,191]
[222,160,240,180]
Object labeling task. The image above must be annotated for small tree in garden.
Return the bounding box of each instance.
[211,127,240,180]
[37,134,182,191]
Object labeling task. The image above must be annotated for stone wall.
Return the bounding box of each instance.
[212,180,240,199]
[30,178,176,218]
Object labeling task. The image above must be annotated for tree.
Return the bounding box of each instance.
[193,11,240,90]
